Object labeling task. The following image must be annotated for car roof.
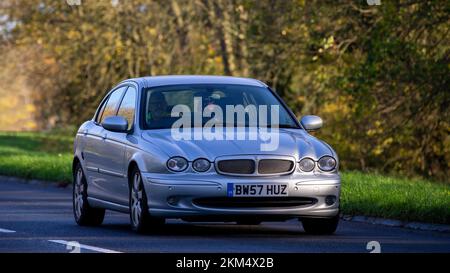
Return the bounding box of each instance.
[121,75,268,89]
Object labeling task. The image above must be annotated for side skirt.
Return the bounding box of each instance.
[87,197,129,213]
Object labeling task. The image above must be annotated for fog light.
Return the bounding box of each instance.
[167,197,178,206]
[325,195,336,206]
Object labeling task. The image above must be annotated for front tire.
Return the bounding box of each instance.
[301,214,339,235]
[73,162,105,226]
[129,167,164,233]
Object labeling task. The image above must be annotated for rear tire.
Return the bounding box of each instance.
[129,167,165,233]
[301,214,339,235]
[73,162,105,226]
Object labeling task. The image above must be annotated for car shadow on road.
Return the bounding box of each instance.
[99,221,309,237]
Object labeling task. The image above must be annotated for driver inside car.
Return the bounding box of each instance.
[146,92,170,123]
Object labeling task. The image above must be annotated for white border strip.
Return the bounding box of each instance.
[48,240,122,253]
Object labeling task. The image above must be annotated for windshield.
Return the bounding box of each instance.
[143,84,299,130]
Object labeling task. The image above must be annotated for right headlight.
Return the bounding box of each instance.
[318,156,336,171]
[167,157,188,172]
[298,158,315,172]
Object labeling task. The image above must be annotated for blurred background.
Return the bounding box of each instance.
[0,0,448,183]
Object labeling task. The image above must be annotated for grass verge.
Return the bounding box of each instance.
[0,131,73,183]
[341,172,449,224]
[0,131,448,224]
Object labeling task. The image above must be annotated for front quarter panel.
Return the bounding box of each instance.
[125,134,171,175]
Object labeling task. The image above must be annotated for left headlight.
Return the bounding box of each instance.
[167,157,188,172]
[318,156,337,171]
[192,158,211,172]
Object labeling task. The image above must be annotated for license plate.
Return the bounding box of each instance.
[227,183,289,197]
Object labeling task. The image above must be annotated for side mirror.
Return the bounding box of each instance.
[101,116,128,133]
[300,115,323,131]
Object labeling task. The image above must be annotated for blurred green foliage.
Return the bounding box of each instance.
[0,0,448,181]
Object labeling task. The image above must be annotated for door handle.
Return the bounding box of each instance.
[102,133,107,140]
[83,130,88,136]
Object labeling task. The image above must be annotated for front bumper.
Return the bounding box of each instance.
[142,172,340,219]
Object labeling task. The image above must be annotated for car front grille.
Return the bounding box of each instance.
[258,159,294,174]
[217,159,255,174]
[216,157,295,176]
[193,197,317,209]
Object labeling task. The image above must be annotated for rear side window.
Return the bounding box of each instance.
[117,87,137,130]
[99,86,127,123]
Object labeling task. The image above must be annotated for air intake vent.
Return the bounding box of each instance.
[193,197,317,208]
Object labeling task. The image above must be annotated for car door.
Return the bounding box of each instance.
[83,86,127,201]
[99,86,137,206]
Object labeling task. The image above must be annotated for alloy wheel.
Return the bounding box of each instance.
[74,167,84,220]
[131,172,144,227]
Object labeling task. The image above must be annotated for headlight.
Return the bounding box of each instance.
[167,157,188,172]
[318,156,336,171]
[192,158,211,172]
[298,158,315,172]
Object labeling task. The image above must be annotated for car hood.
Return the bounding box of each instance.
[141,128,334,161]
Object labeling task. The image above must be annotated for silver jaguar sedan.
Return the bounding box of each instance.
[72,75,341,234]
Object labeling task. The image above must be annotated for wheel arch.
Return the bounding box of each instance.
[127,160,139,189]
[72,156,82,176]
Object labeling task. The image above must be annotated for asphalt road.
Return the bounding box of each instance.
[0,179,449,253]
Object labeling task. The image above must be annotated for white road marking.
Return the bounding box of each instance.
[0,228,16,233]
[48,240,122,253]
